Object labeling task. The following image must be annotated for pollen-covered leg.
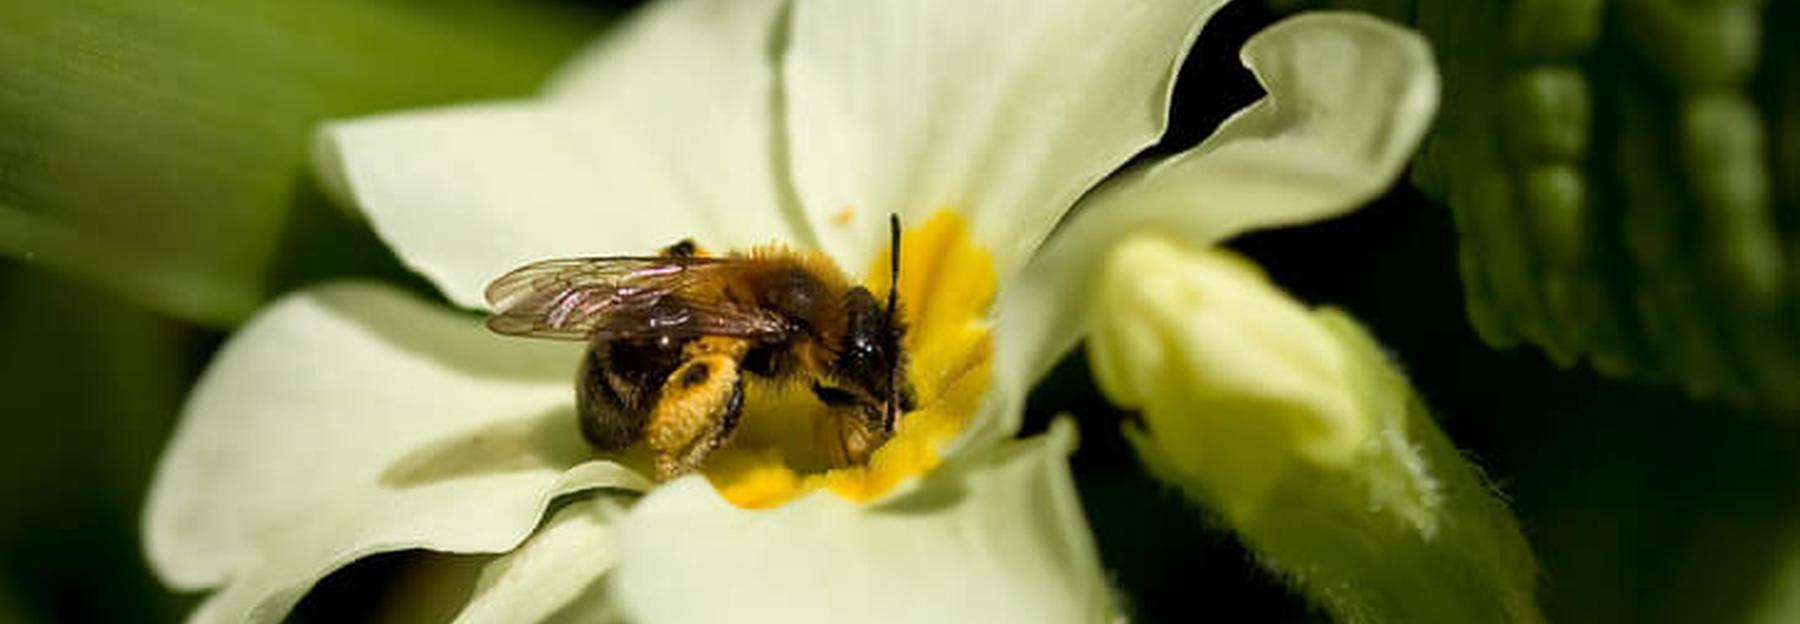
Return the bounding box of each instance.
[646,349,747,481]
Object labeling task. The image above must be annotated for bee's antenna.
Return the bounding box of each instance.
[885,213,901,434]
[887,213,900,318]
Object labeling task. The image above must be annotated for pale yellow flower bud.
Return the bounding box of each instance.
[1087,234,1543,624]
[1088,234,1369,519]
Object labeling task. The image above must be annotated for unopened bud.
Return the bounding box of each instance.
[1087,233,1542,623]
[1088,235,1367,519]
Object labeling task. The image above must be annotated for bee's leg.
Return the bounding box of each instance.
[808,383,892,467]
[815,408,883,468]
[645,338,749,481]
[659,239,705,257]
[676,374,745,475]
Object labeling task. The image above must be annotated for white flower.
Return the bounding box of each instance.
[142,0,1438,622]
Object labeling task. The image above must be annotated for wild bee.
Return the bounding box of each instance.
[484,217,914,481]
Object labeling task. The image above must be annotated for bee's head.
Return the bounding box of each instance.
[828,215,914,433]
[836,286,913,424]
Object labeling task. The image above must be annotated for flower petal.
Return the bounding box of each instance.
[144,283,647,623]
[612,420,1109,623]
[451,497,627,624]
[781,0,1230,275]
[316,0,804,309]
[993,12,1440,415]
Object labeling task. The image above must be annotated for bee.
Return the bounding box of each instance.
[484,216,914,481]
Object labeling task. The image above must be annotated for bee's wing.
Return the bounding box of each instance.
[586,293,790,340]
[483,257,788,341]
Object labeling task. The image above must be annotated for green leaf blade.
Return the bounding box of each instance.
[0,0,611,326]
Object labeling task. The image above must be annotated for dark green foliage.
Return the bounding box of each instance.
[0,0,610,327]
[1275,0,1800,410]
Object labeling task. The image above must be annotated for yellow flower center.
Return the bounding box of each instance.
[702,210,995,508]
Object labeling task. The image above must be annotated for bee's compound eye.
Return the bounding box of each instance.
[847,331,880,356]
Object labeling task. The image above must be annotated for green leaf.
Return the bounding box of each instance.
[0,266,195,622]
[1278,0,1800,409]
[0,0,609,326]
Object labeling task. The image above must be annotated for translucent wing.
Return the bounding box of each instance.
[483,257,789,341]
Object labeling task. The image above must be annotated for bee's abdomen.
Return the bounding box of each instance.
[577,338,686,450]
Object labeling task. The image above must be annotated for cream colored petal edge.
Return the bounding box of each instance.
[144,283,649,623]
[315,0,804,310]
[610,420,1109,624]
[989,12,1440,430]
[451,497,628,624]
[782,0,1230,277]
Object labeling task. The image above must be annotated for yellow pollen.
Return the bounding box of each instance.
[703,210,995,508]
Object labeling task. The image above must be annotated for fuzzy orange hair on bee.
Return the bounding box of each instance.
[483,216,913,481]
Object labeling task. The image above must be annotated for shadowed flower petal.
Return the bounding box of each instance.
[611,420,1107,624]
[144,283,646,622]
[316,0,805,310]
[993,12,1440,426]
[451,498,628,624]
[782,0,1230,276]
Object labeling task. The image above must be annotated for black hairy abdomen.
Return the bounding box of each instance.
[577,337,687,450]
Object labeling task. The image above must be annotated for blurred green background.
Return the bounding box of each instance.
[2,0,1797,622]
